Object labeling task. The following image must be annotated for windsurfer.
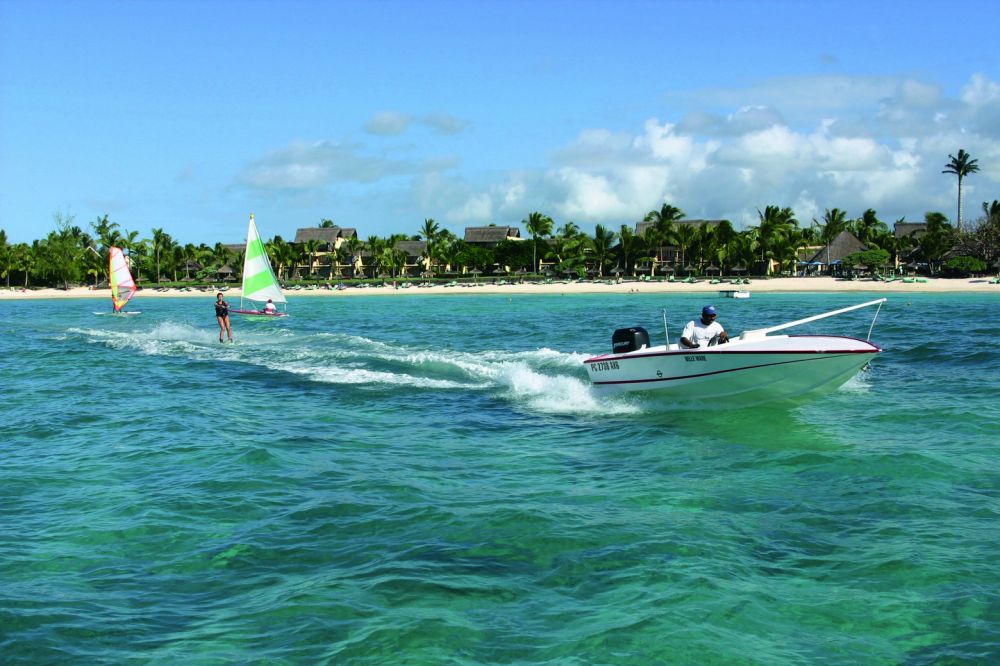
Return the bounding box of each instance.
[215,293,233,342]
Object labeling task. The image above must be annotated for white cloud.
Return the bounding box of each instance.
[364,111,412,136]
[447,192,493,223]
[240,74,1000,235]
[421,113,469,135]
[237,139,442,191]
[364,111,470,136]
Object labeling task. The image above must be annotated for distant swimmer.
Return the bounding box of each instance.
[215,292,233,342]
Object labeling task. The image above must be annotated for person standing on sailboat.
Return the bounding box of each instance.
[215,292,233,342]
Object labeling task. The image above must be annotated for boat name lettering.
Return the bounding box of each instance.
[684,355,707,362]
[590,361,620,372]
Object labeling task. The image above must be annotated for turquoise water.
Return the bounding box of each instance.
[1,291,998,664]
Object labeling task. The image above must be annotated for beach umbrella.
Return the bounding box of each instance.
[469,268,482,283]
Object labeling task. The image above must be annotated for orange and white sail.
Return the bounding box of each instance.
[109,246,137,311]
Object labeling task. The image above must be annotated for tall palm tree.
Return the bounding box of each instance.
[419,218,440,242]
[524,211,553,274]
[303,239,321,277]
[0,230,9,288]
[674,224,698,271]
[643,203,683,264]
[983,200,1000,224]
[919,212,955,275]
[150,227,172,283]
[754,206,799,273]
[590,224,617,277]
[90,214,121,251]
[851,208,887,246]
[942,149,980,231]
[617,224,638,277]
[816,208,849,269]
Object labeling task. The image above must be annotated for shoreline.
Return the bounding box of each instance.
[1,276,998,300]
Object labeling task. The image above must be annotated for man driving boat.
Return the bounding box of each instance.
[680,305,729,348]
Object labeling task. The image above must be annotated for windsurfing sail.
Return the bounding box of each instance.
[236,214,287,314]
[109,246,137,312]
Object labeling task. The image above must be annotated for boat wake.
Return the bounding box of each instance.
[66,323,641,416]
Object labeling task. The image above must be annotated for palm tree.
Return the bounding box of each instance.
[303,239,321,277]
[919,212,955,275]
[590,225,617,277]
[150,228,172,283]
[617,224,638,277]
[90,214,121,252]
[643,203,683,264]
[816,208,849,269]
[524,211,553,274]
[419,218,440,242]
[754,206,799,273]
[673,224,698,271]
[983,200,1000,224]
[851,209,888,246]
[0,230,10,288]
[344,236,364,277]
[943,149,980,231]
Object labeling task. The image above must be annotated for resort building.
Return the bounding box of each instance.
[292,226,359,278]
[293,226,358,251]
[633,219,725,274]
[463,226,522,247]
[806,230,867,275]
[393,240,429,277]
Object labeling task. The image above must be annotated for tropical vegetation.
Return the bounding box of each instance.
[2,153,997,289]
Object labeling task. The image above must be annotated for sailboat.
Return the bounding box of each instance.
[231,214,289,318]
[95,246,140,315]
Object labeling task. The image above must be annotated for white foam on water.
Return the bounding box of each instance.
[274,359,479,390]
[838,371,872,394]
[66,323,639,414]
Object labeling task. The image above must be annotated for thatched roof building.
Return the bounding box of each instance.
[464,226,521,247]
[894,221,927,240]
[807,230,867,265]
[294,227,358,250]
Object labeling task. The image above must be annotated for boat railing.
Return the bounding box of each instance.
[739,298,887,341]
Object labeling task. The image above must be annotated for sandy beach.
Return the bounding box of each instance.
[2,276,998,301]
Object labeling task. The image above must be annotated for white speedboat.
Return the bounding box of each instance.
[584,299,886,406]
[719,289,750,299]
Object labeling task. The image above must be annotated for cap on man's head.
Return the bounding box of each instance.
[702,305,717,316]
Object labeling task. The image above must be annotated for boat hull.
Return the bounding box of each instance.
[585,335,880,406]
[231,309,289,318]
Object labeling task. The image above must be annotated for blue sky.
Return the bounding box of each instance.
[2,0,998,245]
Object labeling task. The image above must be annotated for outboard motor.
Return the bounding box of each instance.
[612,326,649,354]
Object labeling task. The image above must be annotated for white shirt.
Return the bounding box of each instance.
[264,303,276,313]
[680,318,725,347]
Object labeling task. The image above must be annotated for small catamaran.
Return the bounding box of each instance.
[231,214,289,318]
[96,246,140,316]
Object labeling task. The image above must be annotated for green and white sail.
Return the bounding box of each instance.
[240,214,286,305]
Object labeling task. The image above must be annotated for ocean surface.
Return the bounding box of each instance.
[1,291,998,664]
